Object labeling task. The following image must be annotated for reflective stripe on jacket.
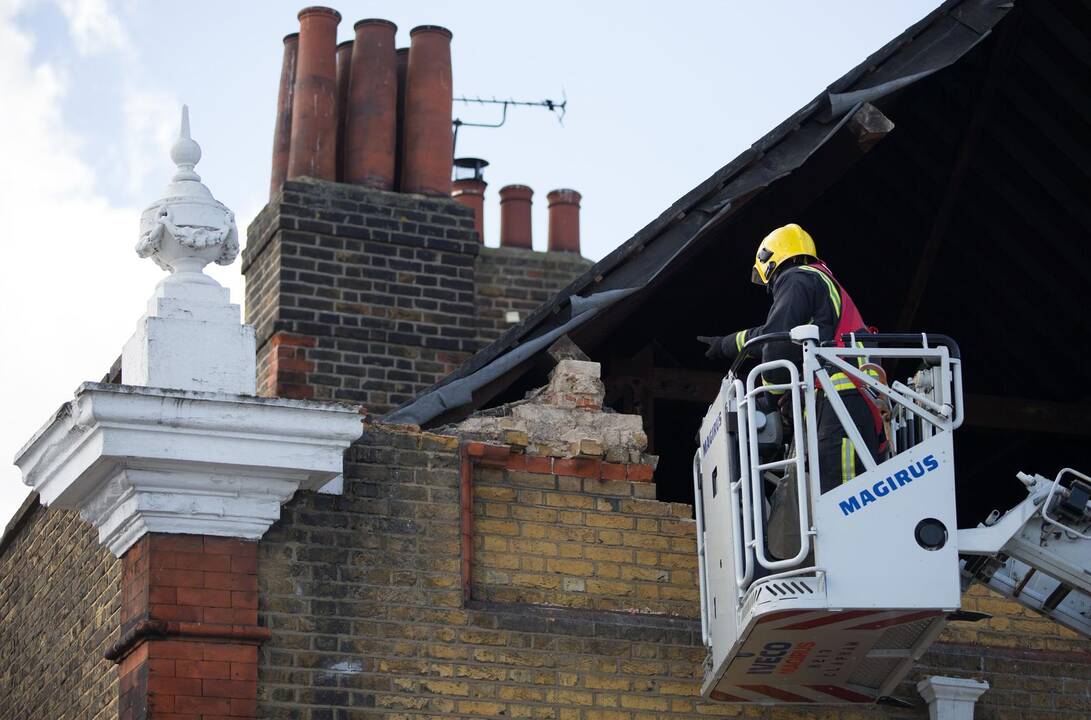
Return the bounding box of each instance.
[741,261,871,391]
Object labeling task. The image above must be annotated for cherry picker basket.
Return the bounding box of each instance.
[694,326,964,703]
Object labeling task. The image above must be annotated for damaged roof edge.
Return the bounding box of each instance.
[385,0,1011,428]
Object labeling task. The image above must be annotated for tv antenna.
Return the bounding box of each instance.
[452,92,567,155]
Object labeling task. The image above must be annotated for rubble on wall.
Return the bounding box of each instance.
[446,358,657,467]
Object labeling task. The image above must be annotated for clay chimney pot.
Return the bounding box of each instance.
[401,25,454,196]
[335,39,354,181]
[452,179,487,242]
[500,185,534,250]
[547,189,582,254]
[393,47,410,190]
[269,32,299,199]
[287,6,342,182]
[344,19,399,189]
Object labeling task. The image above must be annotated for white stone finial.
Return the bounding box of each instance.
[136,105,238,280]
[170,104,201,182]
[124,104,253,396]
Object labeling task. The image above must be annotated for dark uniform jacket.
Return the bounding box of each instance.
[733,261,882,496]
[734,263,844,387]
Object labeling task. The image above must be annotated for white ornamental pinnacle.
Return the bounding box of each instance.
[14,104,363,561]
[122,104,254,395]
[136,105,239,280]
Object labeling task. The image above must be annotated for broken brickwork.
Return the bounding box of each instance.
[452,358,652,463]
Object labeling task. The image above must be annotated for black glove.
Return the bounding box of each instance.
[698,335,739,361]
[697,335,724,359]
[755,392,779,414]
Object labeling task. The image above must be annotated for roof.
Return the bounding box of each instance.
[387,0,1014,427]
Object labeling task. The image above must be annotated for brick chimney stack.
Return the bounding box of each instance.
[268,33,298,199]
[499,185,534,249]
[547,189,582,254]
[248,8,594,409]
[344,19,398,189]
[401,26,454,195]
[287,6,341,182]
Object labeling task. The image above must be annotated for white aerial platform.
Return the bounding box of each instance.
[694,326,1091,705]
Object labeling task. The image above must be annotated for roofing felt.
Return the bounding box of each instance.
[386,0,1013,427]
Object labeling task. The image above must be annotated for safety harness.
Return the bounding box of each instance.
[800,262,889,456]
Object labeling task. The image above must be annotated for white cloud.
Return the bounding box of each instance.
[0,0,161,527]
[56,0,128,55]
[121,84,181,195]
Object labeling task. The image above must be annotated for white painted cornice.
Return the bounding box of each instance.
[15,383,362,556]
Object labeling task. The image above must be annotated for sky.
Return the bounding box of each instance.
[0,0,938,528]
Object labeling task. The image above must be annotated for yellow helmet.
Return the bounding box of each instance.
[751,223,818,285]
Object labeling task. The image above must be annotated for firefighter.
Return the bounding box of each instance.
[697,223,883,495]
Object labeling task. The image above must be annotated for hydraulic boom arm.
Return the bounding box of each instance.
[959,469,1091,638]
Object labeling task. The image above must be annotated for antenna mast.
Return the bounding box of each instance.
[452,93,567,155]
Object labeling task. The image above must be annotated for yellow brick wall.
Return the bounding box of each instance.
[943,583,1085,652]
[473,455,1086,653]
[257,425,1091,719]
[0,498,120,720]
[473,464,698,615]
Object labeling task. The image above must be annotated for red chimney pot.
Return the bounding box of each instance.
[269,32,299,199]
[499,185,534,249]
[334,39,354,181]
[393,47,409,191]
[344,19,398,189]
[287,6,341,182]
[401,25,454,196]
[452,179,487,242]
[547,189,582,254]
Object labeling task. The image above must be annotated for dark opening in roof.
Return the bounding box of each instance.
[391,0,1091,526]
